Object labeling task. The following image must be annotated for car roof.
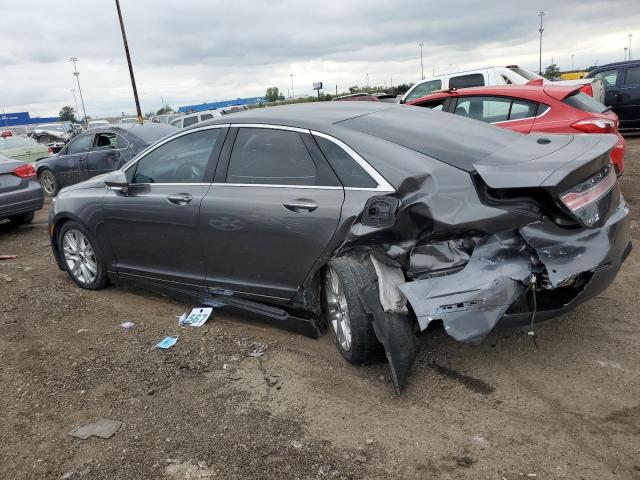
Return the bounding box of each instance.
[407,84,579,104]
[589,60,640,70]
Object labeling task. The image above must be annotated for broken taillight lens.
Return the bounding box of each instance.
[579,83,594,97]
[560,165,616,212]
[12,163,37,179]
[571,118,616,134]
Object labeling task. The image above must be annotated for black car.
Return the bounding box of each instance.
[48,103,631,393]
[586,60,640,131]
[36,123,175,196]
[0,152,43,224]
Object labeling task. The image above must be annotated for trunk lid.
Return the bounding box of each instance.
[0,156,29,194]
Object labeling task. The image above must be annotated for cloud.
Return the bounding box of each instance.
[0,0,637,117]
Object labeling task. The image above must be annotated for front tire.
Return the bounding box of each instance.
[39,169,58,197]
[324,257,383,365]
[58,221,108,290]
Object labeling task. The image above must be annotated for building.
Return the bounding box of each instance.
[1,111,60,127]
[178,96,266,113]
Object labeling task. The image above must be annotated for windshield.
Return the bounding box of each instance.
[508,67,544,81]
[563,91,607,113]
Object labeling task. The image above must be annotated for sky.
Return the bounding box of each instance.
[1,0,638,118]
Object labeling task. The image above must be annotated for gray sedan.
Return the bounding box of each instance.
[48,102,631,393]
[0,152,43,224]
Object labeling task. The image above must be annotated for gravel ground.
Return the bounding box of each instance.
[1,137,639,480]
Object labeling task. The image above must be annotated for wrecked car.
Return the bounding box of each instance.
[47,102,632,393]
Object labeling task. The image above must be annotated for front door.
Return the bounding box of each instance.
[56,133,93,188]
[617,65,640,129]
[103,127,225,287]
[200,126,344,301]
[594,68,622,115]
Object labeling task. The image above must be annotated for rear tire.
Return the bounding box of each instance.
[324,257,383,365]
[39,169,58,197]
[9,211,35,224]
[58,221,108,290]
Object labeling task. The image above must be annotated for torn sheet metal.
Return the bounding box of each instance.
[399,234,533,343]
[519,199,631,287]
[369,254,407,314]
[407,238,474,279]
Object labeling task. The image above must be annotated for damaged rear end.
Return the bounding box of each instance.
[399,133,631,345]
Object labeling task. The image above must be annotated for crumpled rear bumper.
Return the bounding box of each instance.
[400,198,632,343]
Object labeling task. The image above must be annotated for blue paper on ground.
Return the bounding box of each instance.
[154,336,178,349]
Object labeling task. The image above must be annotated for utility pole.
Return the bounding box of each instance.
[629,33,633,61]
[538,11,545,75]
[366,73,369,88]
[289,74,295,100]
[571,54,574,70]
[71,89,80,123]
[69,58,88,126]
[418,42,425,80]
[115,0,143,124]
[624,47,628,61]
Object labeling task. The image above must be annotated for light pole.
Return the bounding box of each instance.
[418,42,424,80]
[629,33,633,61]
[571,54,574,70]
[69,58,88,126]
[538,11,545,75]
[70,89,80,123]
[115,0,143,124]
[624,47,628,61]
[289,74,295,100]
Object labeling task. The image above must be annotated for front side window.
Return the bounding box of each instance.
[594,69,619,89]
[183,116,199,128]
[131,129,220,184]
[66,135,93,155]
[227,128,317,186]
[414,99,446,111]
[315,136,376,188]
[449,73,485,89]
[405,80,442,102]
[170,119,182,128]
[623,66,640,86]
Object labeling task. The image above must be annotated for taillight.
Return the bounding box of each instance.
[571,118,615,133]
[1,130,12,138]
[579,84,594,97]
[560,165,616,212]
[12,163,37,179]
[47,147,54,155]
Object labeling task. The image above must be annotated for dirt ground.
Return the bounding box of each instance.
[1,138,639,480]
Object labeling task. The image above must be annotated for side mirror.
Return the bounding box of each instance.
[104,170,129,194]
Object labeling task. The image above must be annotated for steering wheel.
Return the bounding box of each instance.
[174,162,204,182]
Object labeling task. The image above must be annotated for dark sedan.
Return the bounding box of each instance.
[48,103,631,393]
[0,152,43,224]
[36,123,175,196]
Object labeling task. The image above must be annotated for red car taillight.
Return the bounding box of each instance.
[560,165,616,212]
[1,130,12,138]
[12,163,37,179]
[571,118,616,134]
[579,84,594,97]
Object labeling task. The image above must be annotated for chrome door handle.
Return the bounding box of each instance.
[283,200,318,213]
[167,193,193,205]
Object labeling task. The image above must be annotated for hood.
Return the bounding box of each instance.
[59,173,110,195]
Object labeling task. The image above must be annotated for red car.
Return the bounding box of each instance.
[407,85,626,174]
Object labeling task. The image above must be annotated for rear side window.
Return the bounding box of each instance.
[227,128,317,186]
[563,91,606,113]
[405,80,442,102]
[93,133,128,150]
[593,69,619,89]
[623,66,640,86]
[449,74,485,89]
[183,116,199,128]
[200,114,213,121]
[131,129,220,184]
[454,97,539,122]
[315,136,377,188]
[509,100,538,120]
[170,119,182,128]
[414,99,447,111]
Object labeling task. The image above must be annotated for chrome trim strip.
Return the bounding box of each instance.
[122,123,231,172]
[230,123,309,134]
[310,130,395,192]
[210,183,342,190]
[490,103,551,125]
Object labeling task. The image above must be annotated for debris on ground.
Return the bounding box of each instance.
[0,255,17,260]
[68,418,122,439]
[355,455,367,463]
[154,336,178,350]
[119,321,135,330]
[2,274,12,282]
[164,459,215,478]
[248,342,268,357]
[178,307,213,327]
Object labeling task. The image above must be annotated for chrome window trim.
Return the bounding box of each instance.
[492,102,551,125]
[310,130,395,192]
[230,123,309,134]
[122,123,230,173]
[210,183,342,190]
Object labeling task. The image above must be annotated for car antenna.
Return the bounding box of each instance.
[527,274,539,350]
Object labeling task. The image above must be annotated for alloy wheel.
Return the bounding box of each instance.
[62,229,98,285]
[40,171,56,196]
[325,267,352,351]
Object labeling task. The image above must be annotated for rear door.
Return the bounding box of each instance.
[103,126,226,287]
[87,132,129,178]
[200,125,344,301]
[592,68,622,112]
[617,65,640,129]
